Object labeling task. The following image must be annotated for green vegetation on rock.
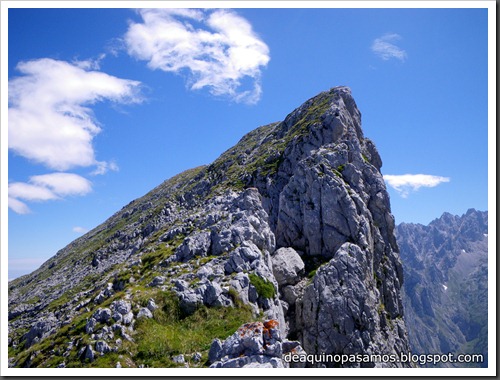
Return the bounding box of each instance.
[248,273,276,299]
[135,292,254,367]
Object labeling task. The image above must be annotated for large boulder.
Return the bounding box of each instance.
[137,308,153,319]
[271,247,305,286]
[95,340,111,354]
[174,231,212,262]
[93,308,112,323]
[111,300,131,315]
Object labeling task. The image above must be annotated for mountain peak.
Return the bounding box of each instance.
[9,87,409,368]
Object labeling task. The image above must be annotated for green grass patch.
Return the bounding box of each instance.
[141,244,176,271]
[307,269,318,279]
[248,273,275,299]
[46,272,101,311]
[134,291,253,367]
[26,296,41,305]
[377,302,385,316]
[113,268,132,290]
[227,287,244,308]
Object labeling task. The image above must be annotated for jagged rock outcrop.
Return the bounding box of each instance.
[8,86,410,368]
[397,209,488,367]
[297,243,407,367]
[208,320,306,368]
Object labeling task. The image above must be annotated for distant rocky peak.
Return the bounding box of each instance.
[427,208,488,242]
[397,209,488,367]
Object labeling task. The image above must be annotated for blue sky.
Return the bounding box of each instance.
[4,3,491,280]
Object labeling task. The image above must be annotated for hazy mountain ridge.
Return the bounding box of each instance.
[397,209,488,367]
[8,87,411,368]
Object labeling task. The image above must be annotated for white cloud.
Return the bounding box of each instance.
[8,197,32,215]
[384,174,450,198]
[371,33,407,62]
[72,53,107,70]
[91,161,119,176]
[8,58,142,171]
[30,173,93,196]
[8,173,92,214]
[8,182,59,202]
[73,226,89,234]
[124,8,270,104]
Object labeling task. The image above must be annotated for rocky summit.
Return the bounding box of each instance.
[8,86,410,368]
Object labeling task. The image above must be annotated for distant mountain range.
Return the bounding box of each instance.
[397,209,488,367]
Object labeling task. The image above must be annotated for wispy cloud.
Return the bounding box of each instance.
[371,33,407,62]
[91,161,119,176]
[8,173,92,214]
[124,8,270,104]
[384,174,450,198]
[8,58,142,172]
[72,53,107,70]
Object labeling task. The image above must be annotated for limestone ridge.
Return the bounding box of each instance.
[397,209,488,367]
[8,86,410,368]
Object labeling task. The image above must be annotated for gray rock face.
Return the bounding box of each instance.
[112,300,132,315]
[397,209,488,367]
[297,243,407,367]
[174,232,211,262]
[8,86,410,369]
[85,318,97,334]
[149,276,165,287]
[95,340,111,354]
[208,339,223,365]
[137,308,153,319]
[257,88,408,367]
[122,311,134,325]
[23,315,57,348]
[192,352,202,362]
[83,344,94,362]
[281,281,306,306]
[93,308,112,323]
[209,320,304,368]
[146,298,158,312]
[166,188,285,334]
[271,247,304,286]
[225,244,261,274]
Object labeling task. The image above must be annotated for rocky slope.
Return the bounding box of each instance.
[397,209,488,367]
[8,86,410,368]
